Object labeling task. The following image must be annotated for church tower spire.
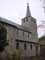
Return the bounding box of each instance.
[21,3,38,42]
[26,3,31,17]
[22,3,31,28]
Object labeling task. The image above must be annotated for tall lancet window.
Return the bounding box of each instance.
[23,19,25,23]
[24,43,27,50]
[30,44,32,50]
[26,17,28,22]
[16,42,19,49]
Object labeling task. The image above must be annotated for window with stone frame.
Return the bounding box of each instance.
[26,17,28,22]
[33,19,36,23]
[31,18,36,23]
[16,42,19,49]
[30,44,32,50]
[0,27,7,41]
[0,24,8,52]
[24,43,27,50]
[23,19,25,23]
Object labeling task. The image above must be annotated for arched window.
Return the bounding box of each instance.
[0,26,7,51]
[24,43,27,50]
[30,44,32,50]
[16,42,19,49]
[22,19,25,23]
[0,27,7,41]
[26,17,28,22]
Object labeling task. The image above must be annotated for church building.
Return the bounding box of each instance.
[0,3,40,57]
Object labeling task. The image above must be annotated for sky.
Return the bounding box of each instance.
[0,0,45,37]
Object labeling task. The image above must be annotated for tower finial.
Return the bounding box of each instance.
[26,3,31,17]
[27,3,29,6]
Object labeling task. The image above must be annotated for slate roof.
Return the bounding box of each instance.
[0,17,31,33]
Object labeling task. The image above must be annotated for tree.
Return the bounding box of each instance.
[39,35,45,42]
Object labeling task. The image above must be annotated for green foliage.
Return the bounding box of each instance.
[39,36,45,42]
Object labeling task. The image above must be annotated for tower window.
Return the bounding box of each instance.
[34,20,36,23]
[26,18,28,22]
[0,27,7,41]
[23,19,25,23]
[24,43,27,50]
[30,44,32,50]
[0,26,7,52]
[16,42,19,49]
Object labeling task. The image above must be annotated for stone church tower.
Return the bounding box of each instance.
[22,3,31,27]
[22,3,38,42]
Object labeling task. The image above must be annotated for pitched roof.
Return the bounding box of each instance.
[0,17,31,33]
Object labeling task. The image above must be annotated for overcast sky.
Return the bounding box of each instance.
[0,0,45,37]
